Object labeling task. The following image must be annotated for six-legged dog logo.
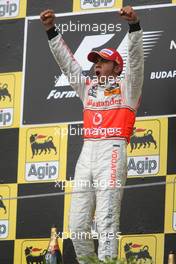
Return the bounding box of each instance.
[130,128,157,153]
[0,83,11,102]
[0,195,6,214]
[124,242,153,263]
[29,134,57,158]
[24,246,47,264]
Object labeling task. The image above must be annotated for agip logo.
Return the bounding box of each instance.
[14,239,63,264]
[127,118,167,177]
[0,186,10,239]
[119,234,164,264]
[0,0,20,18]
[73,0,121,12]
[24,245,47,264]
[25,127,61,182]
[0,74,15,127]
[123,242,152,263]
[81,0,115,9]
[21,240,50,264]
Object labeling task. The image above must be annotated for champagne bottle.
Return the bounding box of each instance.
[45,225,63,264]
[168,251,176,264]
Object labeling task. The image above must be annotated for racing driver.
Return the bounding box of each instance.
[40,6,144,263]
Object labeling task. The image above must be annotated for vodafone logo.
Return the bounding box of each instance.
[93,112,103,126]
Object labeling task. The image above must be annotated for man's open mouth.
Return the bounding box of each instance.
[95,70,101,76]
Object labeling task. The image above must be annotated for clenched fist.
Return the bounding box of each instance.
[40,9,55,31]
[119,6,139,23]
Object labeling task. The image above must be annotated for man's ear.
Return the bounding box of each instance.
[113,63,121,76]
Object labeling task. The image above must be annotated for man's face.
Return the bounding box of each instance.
[93,56,119,83]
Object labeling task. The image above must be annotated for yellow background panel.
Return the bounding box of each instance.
[19,0,27,18]
[14,238,63,264]
[18,125,68,184]
[25,127,61,162]
[73,0,122,12]
[127,118,168,177]
[0,72,22,128]
[119,234,164,263]
[0,0,27,20]
[0,184,17,240]
[0,74,15,109]
[128,119,160,157]
[0,185,10,221]
[164,175,176,233]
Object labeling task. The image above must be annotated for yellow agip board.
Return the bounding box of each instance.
[0,0,27,20]
[14,238,63,264]
[119,234,164,263]
[174,178,176,231]
[18,125,68,184]
[165,175,176,233]
[127,118,168,177]
[0,184,17,240]
[0,72,22,128]
[73,0,122,12]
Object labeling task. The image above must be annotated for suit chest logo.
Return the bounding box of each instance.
[87,84,122,107]
[104,84,121,96]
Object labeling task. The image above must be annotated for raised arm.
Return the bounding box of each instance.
[120,6,144,110]
[40,9,87,101]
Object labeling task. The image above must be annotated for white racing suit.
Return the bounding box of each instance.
[48,25,144,262]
